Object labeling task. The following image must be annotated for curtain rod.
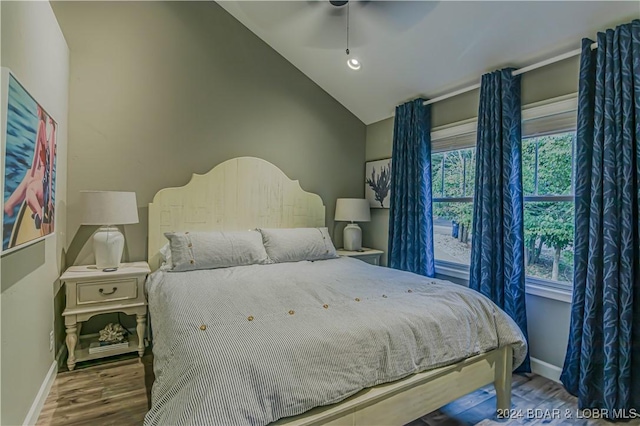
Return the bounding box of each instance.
[422,42,598,107]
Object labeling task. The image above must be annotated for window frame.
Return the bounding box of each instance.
[430,94,578,302]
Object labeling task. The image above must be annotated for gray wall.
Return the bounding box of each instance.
[51,1,365,334]
[0,2,69,424]
[51,1,366,266]
[361,57,580,374]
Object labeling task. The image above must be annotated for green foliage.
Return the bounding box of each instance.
[525,202,574,252]
[537,134,573,195]
[432,149,475,199]
[522,132,575,282]
[431,153,444,197]
[523,132,575,254]
[432,148,475,227]
[523,133,574,196]
[432,132,576,283]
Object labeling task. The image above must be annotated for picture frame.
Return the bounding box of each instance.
[365,158,392,209]
[1,68,58,255]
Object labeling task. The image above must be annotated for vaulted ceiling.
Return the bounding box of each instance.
[218,1,639,124]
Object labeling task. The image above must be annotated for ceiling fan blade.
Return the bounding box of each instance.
[235,1,320,32]
[302,1,375,50]
[354,1,437,34]
[234,1,437,51]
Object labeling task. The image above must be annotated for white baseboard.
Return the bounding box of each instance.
[531,357,562,383]
[22,360,57,426]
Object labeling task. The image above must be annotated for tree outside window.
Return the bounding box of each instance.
[522,132,575,283]
[431,148,475,266]
[431,131,575,285]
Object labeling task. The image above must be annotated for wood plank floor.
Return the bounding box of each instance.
[37,355,639,426]
[37,354,154,426]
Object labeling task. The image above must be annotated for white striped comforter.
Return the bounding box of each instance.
[144,257,527,425]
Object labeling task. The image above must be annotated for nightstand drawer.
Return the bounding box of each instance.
[77,278,138,305]
[357,255,380,266]
[336,248,384,266]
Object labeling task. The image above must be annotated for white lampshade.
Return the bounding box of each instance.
[335,198,371,223]
[80,191,139,225]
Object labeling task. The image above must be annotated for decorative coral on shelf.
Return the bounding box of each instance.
[98,323,126,343]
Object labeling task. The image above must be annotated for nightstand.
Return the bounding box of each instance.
[337,248,384,265]
[61,261,151,370]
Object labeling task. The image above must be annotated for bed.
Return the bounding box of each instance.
[144,157,527,426]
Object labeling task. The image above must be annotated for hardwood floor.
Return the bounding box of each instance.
[416,374,639,426]
[37,355,638,426]
[37,354,153,426]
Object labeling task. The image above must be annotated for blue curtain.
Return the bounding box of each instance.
[560,20,640,415]
[470,69,530,373]
[388,99,435,277]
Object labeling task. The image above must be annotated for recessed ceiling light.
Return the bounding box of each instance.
[347,58,361,70]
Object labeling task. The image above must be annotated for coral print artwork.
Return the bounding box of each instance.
[2,73,57,253]
[365,158,391,209]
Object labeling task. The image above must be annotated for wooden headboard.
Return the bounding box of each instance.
[148,157,326,270]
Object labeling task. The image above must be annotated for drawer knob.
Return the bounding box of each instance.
[99,287,118,295]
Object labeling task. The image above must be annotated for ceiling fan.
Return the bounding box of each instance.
[235,1,436,50]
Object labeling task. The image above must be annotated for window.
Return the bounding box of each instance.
[430,95,578,292]
[522,132,575,285]
[431,133,576,282]
[431,147,475,266]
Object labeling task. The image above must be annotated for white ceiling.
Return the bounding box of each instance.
[218,1,640,124]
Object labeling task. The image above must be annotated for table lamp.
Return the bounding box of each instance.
[80,191,139,270]
[335,198,371,251]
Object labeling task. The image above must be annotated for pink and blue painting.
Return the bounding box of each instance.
[2,73,57,253]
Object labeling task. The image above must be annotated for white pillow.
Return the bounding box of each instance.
[258,227,338,263]
[164,230,270,271]
[159,243,173,271]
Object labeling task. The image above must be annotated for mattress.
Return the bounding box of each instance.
[144,257,527,425]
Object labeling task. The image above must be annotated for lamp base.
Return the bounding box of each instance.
[93,226,124,270]
[343,223,362,251]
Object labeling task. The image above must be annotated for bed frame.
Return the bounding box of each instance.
[148,156,513,425]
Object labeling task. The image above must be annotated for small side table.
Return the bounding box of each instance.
[337,248,384,266]
[61,261,151,370]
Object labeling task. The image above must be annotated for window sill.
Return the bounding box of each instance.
[525,277,573,303]
[434,262,573,304]
[434,262,472,280]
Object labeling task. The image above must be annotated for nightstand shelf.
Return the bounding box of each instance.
[61,261,150,370]
[337,248,384,265]
[74,333,141,363]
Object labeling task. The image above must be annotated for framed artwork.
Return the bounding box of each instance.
[365,158,392,209]
[1,68,57,254]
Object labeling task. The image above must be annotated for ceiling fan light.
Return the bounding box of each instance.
[347,58,361,70]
